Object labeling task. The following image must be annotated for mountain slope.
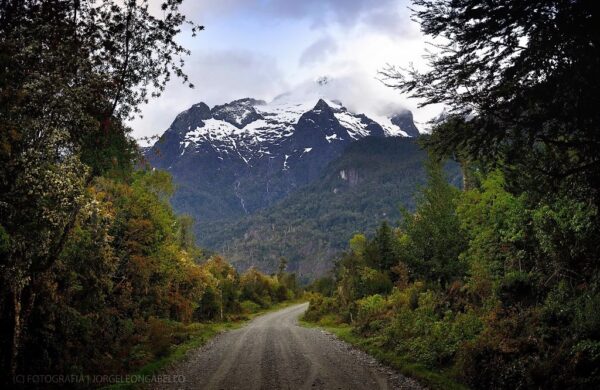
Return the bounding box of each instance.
[198,137,461,280]
[146,97,417,225]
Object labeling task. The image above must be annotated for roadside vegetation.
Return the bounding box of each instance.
[0,1,301,387]
[305,159,600,389]
[305,0,600,388]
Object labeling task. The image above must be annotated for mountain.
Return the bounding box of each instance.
[146,96,416,223]
[199,137,461,281]
[145,93,456,279]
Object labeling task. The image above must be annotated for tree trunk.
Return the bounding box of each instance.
[10,287,22,378]
[9,281,36,378]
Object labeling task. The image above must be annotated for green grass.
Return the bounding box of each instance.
[104,300,305,390]
[300,317,468,390]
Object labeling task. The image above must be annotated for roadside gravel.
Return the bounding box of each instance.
[151,303,424,390]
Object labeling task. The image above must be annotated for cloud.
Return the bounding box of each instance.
[299,36,338,66]
[130,0,439,143]
[130,49,287,142]
[183,0,410,35]
[360,7,420,38]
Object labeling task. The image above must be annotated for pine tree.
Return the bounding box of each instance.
[399,158,467,287]
[383,0,600,204]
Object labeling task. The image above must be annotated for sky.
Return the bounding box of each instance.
[130,0,442,142]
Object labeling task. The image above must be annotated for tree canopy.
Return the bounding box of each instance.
[382,0,600,202]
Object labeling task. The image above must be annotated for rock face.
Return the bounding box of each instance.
[197,137,462,279]
[391,111,420,138]
[146,96,421,230]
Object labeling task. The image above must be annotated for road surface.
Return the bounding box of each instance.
[154,303,422,390]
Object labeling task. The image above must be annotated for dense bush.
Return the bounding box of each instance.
[305,160,600,387]
[0,168,297,381]
[303,293,339,323]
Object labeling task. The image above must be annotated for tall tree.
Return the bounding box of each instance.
[398,159,467,286]
[382,0,600,202]
[365,221,398,272]
[0,0,202,378]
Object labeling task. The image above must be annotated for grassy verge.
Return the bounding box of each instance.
[300,316,467,390]
[104,300,305,390]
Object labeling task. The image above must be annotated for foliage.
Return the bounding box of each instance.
[238,267,297,308]
[398,159,467,286]
[360,0,600,388]
[383,0,600,205]
[0,167,298,383]
[0,0,204,380]
[306,276,336,297]
[0,0,300,386]
[305,158,600,387]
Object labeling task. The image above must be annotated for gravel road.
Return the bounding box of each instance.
[153,303,423,390]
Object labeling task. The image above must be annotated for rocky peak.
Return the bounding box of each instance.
[313,98,334,114]
[391,111,420,138]
[294,99,348,145]
[211,98,265,129]
[170,102,211,135]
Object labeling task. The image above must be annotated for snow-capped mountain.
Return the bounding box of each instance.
[146,96,420,230]
[163,96,415,165]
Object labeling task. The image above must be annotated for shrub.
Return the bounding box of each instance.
[498,271,537,308]
[304,294,338,322]
[360,267,393,296]
[383,287,482,368]
[147,318,173,358]
[570,339,600,388]
[240,300,261,314]
[356,294,388,334]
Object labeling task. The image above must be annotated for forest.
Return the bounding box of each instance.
[305,0,600,388]
[0,0,299,387]
[1,0,599,389]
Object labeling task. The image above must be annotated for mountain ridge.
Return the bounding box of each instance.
[198,136,461,279]
[146,97,420,222]
[144,95,443,278]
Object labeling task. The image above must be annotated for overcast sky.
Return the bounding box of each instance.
[130,0,442,141]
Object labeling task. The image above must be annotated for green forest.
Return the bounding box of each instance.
[304,0,600,388]
[201,137,461,280]
[1,0,599,389]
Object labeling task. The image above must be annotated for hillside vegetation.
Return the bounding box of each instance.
[200,137,461,280]
[305,160,600,389]
[305,0,600,388]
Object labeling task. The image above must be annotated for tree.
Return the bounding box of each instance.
[382,0,600,204]
[0,0,202,378]
[365,221,398,273]
[277,257,288,280]
[398,158,467,286]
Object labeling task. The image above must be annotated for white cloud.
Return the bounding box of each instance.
[299,36,338,66]
[130,49,287,141]
[130,0,442,141]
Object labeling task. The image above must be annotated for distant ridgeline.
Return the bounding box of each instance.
[146,96,460,280]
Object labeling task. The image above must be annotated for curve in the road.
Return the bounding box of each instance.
[153,303,423,390]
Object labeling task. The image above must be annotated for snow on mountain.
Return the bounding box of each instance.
[170,96,416,165]
[144,92,424,243]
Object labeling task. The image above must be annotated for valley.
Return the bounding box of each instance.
[145,94,454,278]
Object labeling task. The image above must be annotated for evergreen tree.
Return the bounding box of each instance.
[365,221,398,272]
[399,158,467,287]
[383,0,600,204]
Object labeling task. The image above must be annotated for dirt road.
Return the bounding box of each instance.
[154,303,422,390]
